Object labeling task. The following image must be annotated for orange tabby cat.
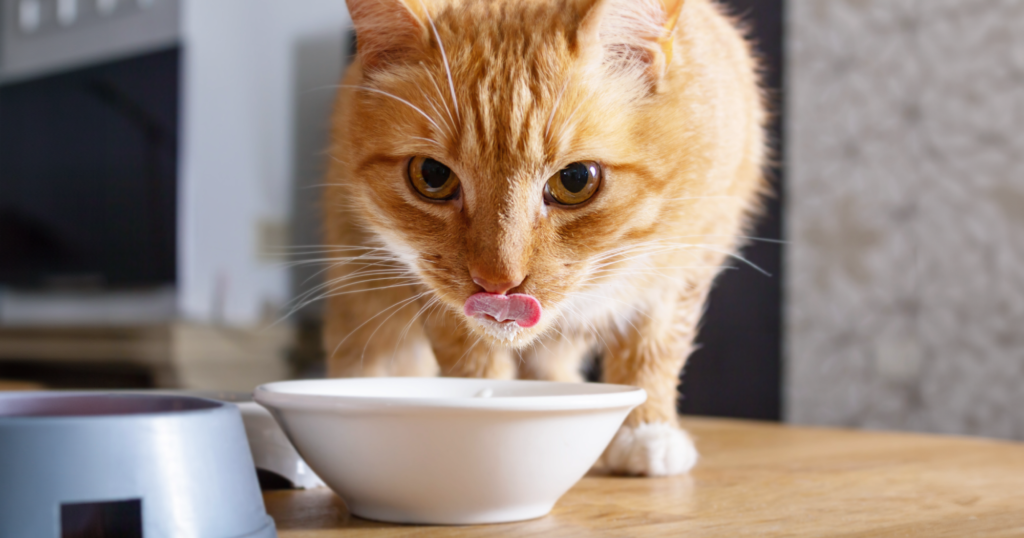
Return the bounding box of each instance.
[322,0,765,476]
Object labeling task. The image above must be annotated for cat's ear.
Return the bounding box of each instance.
[346,0,429,71]
[575,0,686,89]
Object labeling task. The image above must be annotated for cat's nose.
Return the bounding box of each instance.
[470,270,523,295]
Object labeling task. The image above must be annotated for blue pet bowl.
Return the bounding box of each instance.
[0,392,276,537]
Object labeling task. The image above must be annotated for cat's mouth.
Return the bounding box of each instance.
[463,292,542,329]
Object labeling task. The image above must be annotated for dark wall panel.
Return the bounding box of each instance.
[678,0,785,420]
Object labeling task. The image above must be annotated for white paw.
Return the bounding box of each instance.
[602,422,698,476]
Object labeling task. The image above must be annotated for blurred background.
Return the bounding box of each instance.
[0,0,1020,442]
[0,0,350,391]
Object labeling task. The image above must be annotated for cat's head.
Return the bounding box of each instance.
[330,0,738,346]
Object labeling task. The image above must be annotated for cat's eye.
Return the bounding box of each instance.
[544,161,602,206]
[408,156,460,201]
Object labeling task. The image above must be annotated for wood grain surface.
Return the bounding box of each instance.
[265,417,1024,537]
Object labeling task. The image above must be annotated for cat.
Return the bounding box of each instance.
[320,0,766,476]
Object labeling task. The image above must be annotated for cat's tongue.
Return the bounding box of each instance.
[464,293,542,328]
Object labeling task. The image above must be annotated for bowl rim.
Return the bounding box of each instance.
[0,392,227,422]
[254,377,646,413]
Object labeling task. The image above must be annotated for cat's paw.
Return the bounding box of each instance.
[601,422,698,477]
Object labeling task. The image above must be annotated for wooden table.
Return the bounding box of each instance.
[264,417,1024,537]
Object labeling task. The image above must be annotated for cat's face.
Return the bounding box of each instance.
[334,0,713,346]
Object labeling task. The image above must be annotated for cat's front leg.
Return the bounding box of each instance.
[517,333,592,382]
[324,283,438,378]
[422,309,515,379]
[599,290,706,476]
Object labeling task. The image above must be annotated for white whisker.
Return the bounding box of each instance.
[422,62,457,132]
[327,289,425,365]
[545,78,570,140]
[362,291,431,361]
[391,295,439,366]
[410,136,444,148]
[339,84,444,136]
[418,0,459,120]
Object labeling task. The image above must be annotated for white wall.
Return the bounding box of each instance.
[178,0,350,326]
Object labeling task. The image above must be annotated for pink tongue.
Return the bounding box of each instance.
[464,293,542,328]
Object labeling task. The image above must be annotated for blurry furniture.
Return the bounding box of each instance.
[0,1,353,389]
[0,323,291,391]
[0,378,43,390]
[265,417,1024,537]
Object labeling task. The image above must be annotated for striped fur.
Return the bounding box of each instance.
[322,0,766,475]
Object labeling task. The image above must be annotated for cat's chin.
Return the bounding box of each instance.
[468,316,536,346]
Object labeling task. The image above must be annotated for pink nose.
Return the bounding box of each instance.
[464,293,542,328]
[470,273,522,295]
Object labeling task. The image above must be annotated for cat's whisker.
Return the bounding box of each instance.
[587,242,684,269]
[285,262,405,277]
[286,259,401,269]
[270,247,400,259]
[289,259,405,273]
[288,264,411,305]
[283,246,403,262]
[312,269,415,291]
[583,237,769,275]
[587,265,722,276]
[265,249,399,261]
[274,277,420,327]
[626,232,786,245]
[610,238,770,276]
[582,262,701,288]
[545,78,571,141]
[425,297,448,326]
[449,334,485,376]
[301,182,353,190]
[326,152,350,167]
[273,244,394,252]
[298,263,413,293]
[415,0,459,121]
[559,96,588,139]
[280,256,404,268]
[588,252,676,272]
[660,195,741,203]
[285,278,421,318]
[293,269,413,302]
[304,265,414,297]
[361,290,433,362]
[410,136,445,148]
[577,266,733,287]
[419,91,454,139]
[585,239,678,265]
[339,84,446,138]
[574,304,612,351]
[290,258,408,288]
[326,289,428,366]
[421,63,457,134]
[390,295,440,367]
[532,336,553,359]
[552,297,611,351]
[549,289,650,334]
[686,244,771,276]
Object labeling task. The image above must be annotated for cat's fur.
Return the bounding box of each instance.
[322,0,766,476]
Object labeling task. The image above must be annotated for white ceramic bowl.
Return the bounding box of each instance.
[254,377,645,525]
